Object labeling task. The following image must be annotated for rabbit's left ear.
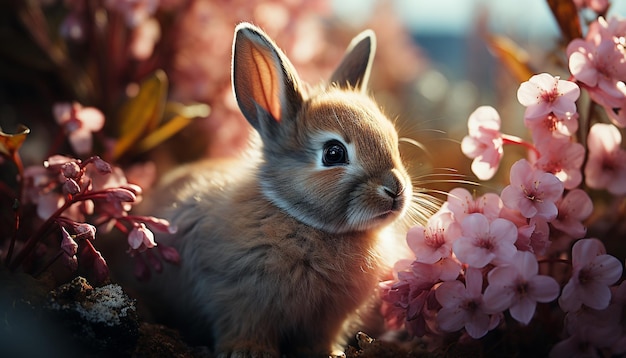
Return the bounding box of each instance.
[329,30,376,92]
[232,22,303,132]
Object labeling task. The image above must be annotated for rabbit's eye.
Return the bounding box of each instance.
[322,140,348,166]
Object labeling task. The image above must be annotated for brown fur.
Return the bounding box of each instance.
[139,23,413,357]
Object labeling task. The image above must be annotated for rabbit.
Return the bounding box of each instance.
[142,22,414,358]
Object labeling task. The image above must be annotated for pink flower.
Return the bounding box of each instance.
[567,20,626,127]
[562,298,623,352]
[460,106,504,180]
[584,123,626,194]
[452,213,518,268]
[129,17,161,60]
[517,73,580,121]
[381,262,442,337]
[515,217,551,255]
[435,268,500,339]
[533,139,585,190]
[60,227,79,256]
[407,212,461,264]
[501,159,564,221]
[73,222,97,240]
[53,102,105,155]
[483,251,560,325]
[551,189,593,239]
[446,187,502,222]
[524,112,579,145]
[128,223,157,251]
[568,39,626,94]
[559,238,623,312]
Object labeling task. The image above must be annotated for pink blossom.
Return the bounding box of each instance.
[446,187,502,222]
[452,213,518,268]
[460,106,504,180]
[501,159,564,221]
[73,222,97,240]
[533,139,585,190]
[129,17,160,60]
[584,123,626,194]
[588,16,626,46]
[381,262,442,337]
[563,298,623,352]
[407,212,461,264]
[517,73,580,121]
[128,223,157,251]
[53,102,105,155]
[515,217,551,255]
[524,112,579,145]
[551,189,593,239]
[567,23,626,127]
[483,251,560,325]
[435,268,500,338]
[60,227,79,256]
[559,238,623,312]
[568,39,626,103]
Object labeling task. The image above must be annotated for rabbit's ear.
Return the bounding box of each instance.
[232,23,303,133]
[329,30,376,92]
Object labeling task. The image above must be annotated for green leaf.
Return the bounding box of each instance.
[485,34,535,83]
[0,125,30,158]
[112,69,168,160]
[135,103,210,154]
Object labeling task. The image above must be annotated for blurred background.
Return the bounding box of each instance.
[1,0,626,196]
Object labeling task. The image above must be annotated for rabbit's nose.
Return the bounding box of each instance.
[382,168,406,199]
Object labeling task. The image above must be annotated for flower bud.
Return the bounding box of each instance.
[124,184,143,196]
[44,155,78,169]
[60,227,78,256]
[61,162,81,178]
[107,188,137,202]
[141,216,176,233]
[62,178,81,195]
[128,223,156,250]
[90,156,112,174]
[74,222,96,240]
[158,245,180,265]
[92,252,110,284]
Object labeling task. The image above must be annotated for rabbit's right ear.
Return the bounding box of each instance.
[232,23,303,134]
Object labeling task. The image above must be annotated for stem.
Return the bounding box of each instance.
[502,133,541,158]
[578,97,595,190]
[33,250,64,278]
[5,151,25,266]
[7,196,74,271]
[5,199,20,266]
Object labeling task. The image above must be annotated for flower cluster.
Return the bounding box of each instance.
[382,12,626,357]
[9,154,178,283]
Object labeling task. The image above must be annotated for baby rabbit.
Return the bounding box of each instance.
[146,22,413,357]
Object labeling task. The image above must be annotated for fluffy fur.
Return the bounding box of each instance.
[142,23,413,357]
